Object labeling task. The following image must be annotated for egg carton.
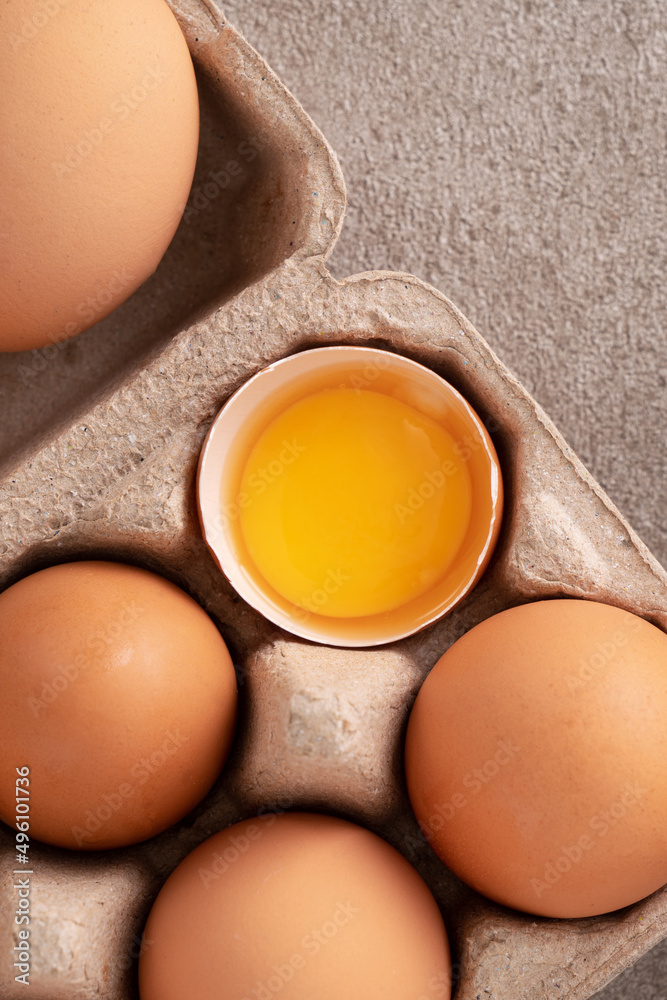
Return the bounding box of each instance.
[1,2,666,998]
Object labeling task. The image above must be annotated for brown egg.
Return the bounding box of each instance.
[405,599,667,918]
[0,0,199,352]
[139,812,452,1000]
[0,561,237,849]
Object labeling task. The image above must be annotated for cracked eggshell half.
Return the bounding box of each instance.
[197,346,503,647]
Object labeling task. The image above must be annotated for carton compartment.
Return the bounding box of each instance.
[0,19,322,484]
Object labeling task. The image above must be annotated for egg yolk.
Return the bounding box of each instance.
[237,388,473,618]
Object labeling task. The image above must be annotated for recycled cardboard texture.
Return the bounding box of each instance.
[1,1,666,998]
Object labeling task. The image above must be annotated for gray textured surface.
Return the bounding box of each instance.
[594,937,667,1000]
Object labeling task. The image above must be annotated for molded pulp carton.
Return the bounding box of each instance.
[0,2,666,997]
